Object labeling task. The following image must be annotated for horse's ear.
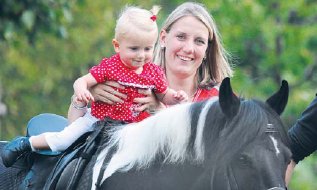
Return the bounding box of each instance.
[219,77,240,118]
[266,80,289,115]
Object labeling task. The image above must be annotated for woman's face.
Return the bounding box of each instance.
[160,16,209,79]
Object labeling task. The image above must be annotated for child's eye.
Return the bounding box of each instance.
[130,47,139,51]
[144,47,152,51]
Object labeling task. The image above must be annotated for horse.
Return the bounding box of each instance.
[0,78,291,190]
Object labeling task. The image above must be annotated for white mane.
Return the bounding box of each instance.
[92,97,218,188]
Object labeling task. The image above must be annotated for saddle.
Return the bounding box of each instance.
[18,113,67,190]
[17,113,125,190]
[44,118,126,190]
[43,121,104,190]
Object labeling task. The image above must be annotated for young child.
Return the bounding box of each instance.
[1,6,188,167]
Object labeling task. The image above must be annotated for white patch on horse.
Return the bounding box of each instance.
[93,101,215,187]
[269,135,280,155]
[267,187,284,190]
[194,97,218,161]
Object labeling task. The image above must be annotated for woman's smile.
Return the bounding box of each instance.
[177,55,194,62]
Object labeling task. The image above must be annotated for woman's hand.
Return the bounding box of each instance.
[285,160,296,186]
[133,89,166,114]
[90,81,127,104]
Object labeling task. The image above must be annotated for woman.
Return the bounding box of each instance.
[69,2,317,186]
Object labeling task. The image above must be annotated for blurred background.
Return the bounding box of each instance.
[0,0,316,189]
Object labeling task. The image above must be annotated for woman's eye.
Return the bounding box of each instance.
[195,39,206,45]
[176,35,185,40]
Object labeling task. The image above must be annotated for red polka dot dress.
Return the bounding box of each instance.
[90,53,168,123]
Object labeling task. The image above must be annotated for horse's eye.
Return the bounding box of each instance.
[238,154,252,167]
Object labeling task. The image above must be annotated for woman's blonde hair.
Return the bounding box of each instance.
[115,5,161,41]
[153,2,233,87]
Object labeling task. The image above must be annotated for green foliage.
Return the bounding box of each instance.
[0,0,76,43]
[0,0,316,188]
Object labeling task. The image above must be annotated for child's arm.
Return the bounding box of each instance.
[156,88,188,105]
[68,95,88,123]
[73,73,98,103]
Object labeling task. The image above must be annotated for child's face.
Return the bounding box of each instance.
[113,29,157,70]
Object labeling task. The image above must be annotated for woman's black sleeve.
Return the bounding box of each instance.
[288,95,317,163]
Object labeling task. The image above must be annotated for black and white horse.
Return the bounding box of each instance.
[0,78,291,190]
[89,78,291,189]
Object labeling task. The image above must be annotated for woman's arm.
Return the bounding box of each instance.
[67,81,127,122]
[285,160,296,186]
[89,81,126,104]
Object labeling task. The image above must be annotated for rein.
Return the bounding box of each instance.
[66,124,105,189]
[95,146,117,189]
[265,124,279,133]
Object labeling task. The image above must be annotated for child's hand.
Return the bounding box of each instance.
[75,89,95,104]
[173,90,188,103]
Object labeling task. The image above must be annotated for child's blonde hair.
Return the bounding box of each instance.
[115,5,161,41]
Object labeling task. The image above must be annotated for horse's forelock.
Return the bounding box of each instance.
[201,101,256,160]
[226,100,270,147]
[256,100,290,147]
[205,99,288,165]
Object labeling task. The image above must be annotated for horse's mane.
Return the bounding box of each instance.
[92,97,218,184]
[92,96,289,186]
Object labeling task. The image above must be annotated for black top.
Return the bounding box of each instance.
[288,94,317,163]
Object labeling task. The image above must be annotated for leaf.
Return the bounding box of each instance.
[21,10,35,31]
